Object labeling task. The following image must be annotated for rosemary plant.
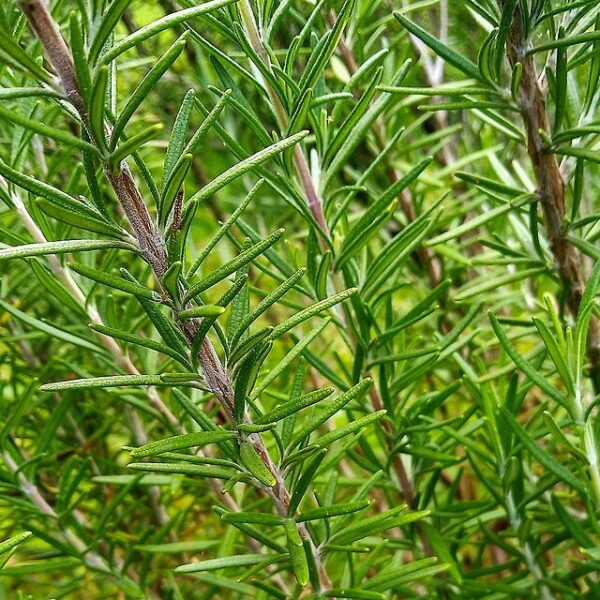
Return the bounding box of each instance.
[1,0,600,598]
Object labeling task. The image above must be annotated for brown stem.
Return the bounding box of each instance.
[505,4,600,391]
[19,0,330,591]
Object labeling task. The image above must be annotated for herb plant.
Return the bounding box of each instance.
[1,0,600,598]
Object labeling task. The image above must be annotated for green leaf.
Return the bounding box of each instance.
[0,299,103,354]
[529,30,600,55]
[316,410,386,448]
[220,512,284,525]
[270,288,357,339]
[338,158,432,267]
[420,522,462,584]
[330,506,430,545]
[179,305,226,319]
[39,374,172,392]
[176,553,282,574]
[394,12,485,82]
[88,0,132,64]
[130,431,237,457]
[284,519,309,587]
[184,229,285,301]
[0,532,32,556]
[187,178,260,278]
[291,379,372,446]
[289,449,327,514]
[160,154,192,225]
[296,0,353,97]
[234,340,272,422]
[0,33,52,83]
[322,588,386,600]
[239,441,276,487]
[109,123,164,171]
[252,318,329,399]
[69,262,158,299]
[69,13,92,104]
[0,239,135,261]
[498,406,586,496]
[362,557,447,592]
[100,0,240,64]
[296,499,370,522]
[187,131,309,206]
[36,199,125,238]
[110,35,187,148]
[255,387,334,425]
[127,461,238,480]
[455,268,545,301]
[230,267,307,348]
[0,104,98,154]
[89,66,109,149]
[489,312,568,408]
[89,323,190,368]
[0,158,100,217]
[163,89,196,188]
[554,27,568,133]
[494,0,518,76]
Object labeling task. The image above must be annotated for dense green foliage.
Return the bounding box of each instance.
[2,0,600,597]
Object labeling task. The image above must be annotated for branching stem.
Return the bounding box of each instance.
[19,0,331,591]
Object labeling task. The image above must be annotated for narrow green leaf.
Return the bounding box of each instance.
[221,512,284,525]
[89,323,190,367]
[90,66,109,149]
[110,35,187,149]
[394,12,485,82]
[291,379,372,447]
[0,105,98,154]
[252,318,329,399]
[179,305,226,319]
[0,239,135,261]
[296,499,370,522]
[128,462,238,480]
[160,154,192,225]
[270,288,357,339]
[176,553,281,574]
[40,374,169,392]
[36,199,125,238]
[239,441,276,487]
[489,312,568,407]
[130,431,237,457]
[187,178,260,278]
[184,229,285,301]
[230,267,307,348]
[0,299,102,354]
[89,0,132,64]
[0,33,52,83]
[70,262,158,299]
[316,411,386,448]
[100,0,240,64]
[330,506,430,545]
[255,387,334,425]
[187,131,309,206]
[163,89,196,188]
[284,519,309,587]
[109,124,164,170]
[498,406,586,495]
[0,532,32,556]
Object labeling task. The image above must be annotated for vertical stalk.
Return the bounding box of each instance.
[18,0,331,591]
